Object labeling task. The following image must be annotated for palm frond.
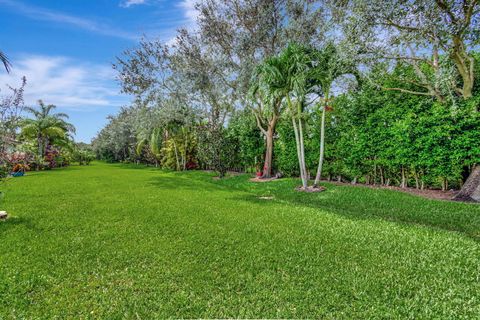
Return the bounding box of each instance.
[0,50,11,73]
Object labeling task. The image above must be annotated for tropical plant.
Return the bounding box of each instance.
[20,100,75,166]
[310,43,359,187]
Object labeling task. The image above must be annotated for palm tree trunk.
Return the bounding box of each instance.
[291,117,306,185]
[287,96,306,186]
[298,117,308,188]
[314,105,326,187]
[262,117,278,179]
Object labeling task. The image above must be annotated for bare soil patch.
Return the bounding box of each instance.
[295,185,326,193]
[250,177,279,183]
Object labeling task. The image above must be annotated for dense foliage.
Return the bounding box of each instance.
[0,81,83,182]
[93,0,479,194]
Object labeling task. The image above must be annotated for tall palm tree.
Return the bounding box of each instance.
[279,44,312,189]
[310,43,359,187]
[0,50,11,73]
[20,100,75,161]
[252,43,312,188]
[249,57,285,178]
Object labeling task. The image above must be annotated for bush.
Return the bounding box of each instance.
[73,149,96,165]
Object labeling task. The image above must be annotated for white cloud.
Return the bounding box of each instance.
[0,0,138,40]
[178,0,201,24]
[0,55,128,110]
[120,0,147,8]
[164,0,202,45]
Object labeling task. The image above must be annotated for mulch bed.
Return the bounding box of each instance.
[325,180,458,201]
[250,177,279,183]
[248,176,459,201]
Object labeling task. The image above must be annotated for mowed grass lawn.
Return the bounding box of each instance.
[1,163,479,318]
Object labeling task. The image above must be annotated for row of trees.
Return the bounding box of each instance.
[94,0,480,200]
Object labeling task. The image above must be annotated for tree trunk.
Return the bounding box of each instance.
[262,128,274,178]
[414,170,420,189]
[292,112,308,188]
[441,178,448,192]
[261,118,277,179]
[454,165,480,201]
[298,117,308,188]
[400,166,407,189]
[291,117,305,185]
[314,106,326,187]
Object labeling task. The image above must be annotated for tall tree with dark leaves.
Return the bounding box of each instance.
[330,0,480,201]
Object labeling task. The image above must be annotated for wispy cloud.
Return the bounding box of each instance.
[178,0,201,23]
[120,0,147,8]
[0,55,128,110]
[0,0,138,40]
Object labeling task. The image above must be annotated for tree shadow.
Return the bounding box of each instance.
[227,178,480,242]
[0,216,37,232]
[147,173,231,193]
[135,167,480,242]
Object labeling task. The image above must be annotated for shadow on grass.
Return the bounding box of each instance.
[110,162,164,171]
[0,216,37,232]
[147,173,231,193]
[140,167,480,242]
[230,178,480,242]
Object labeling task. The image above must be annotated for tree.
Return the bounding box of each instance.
[93,107,137,163]
[0,77,26,156]
[249,59,285,178]
[269,43,313,189]
[332,0,480,200]
[311,43,359,187]
[197,0,326,178]
[331,0,479,100]
[20,100,75,164]
[0,76,25,200]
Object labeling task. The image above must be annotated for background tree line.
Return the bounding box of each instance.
[94,0,480,199]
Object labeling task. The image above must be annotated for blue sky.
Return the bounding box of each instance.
[0,0,197,142]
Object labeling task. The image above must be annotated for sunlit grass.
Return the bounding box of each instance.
[1,162,479,318]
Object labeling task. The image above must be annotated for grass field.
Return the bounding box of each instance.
[1,162,479,318]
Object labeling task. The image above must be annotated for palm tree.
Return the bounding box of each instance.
[249,57,285,178]
[0,50,11,73]
[279,43,312,189]
[310,43,359,187]
[20,100,75,162]
[253,43,313,188]
[136,127,163,167]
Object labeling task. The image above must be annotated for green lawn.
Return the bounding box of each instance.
[1,163,479,318]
